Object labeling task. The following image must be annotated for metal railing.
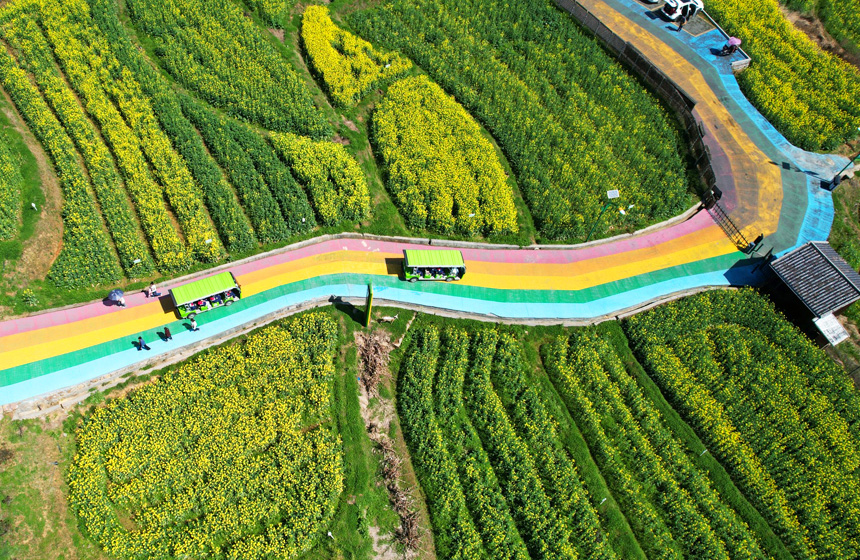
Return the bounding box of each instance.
[708,201,750,249]
[555,0,713,196]
[699,10,752,72]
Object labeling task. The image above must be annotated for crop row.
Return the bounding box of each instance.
[125,0,330,138]
[180,97,308,244]
[625,289,860,559]
[43,0,223,267]
[0,131,23,241]
[464,329,578,560]
[69,313,343,560]
[351,0,690,241]
[1,0,373,287]
[373,76,518,236]
[85,0,259,255]
[0,33,121,287]
[1,10,155,276]
[484,332,616,559]
[247,0,290,28]
[432,328,531,560]
[228,120,317,235]
[546,329,768,559]
[706,0,860,151]
[397,325,488,559]
[400,324,622,559]
[302,5,411,107]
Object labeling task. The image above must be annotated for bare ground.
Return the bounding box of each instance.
[342,116,360,132]
[781,6,860,70]
[268,28,284,42]
[368,525,402,560]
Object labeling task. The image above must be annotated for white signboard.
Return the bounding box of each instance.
[814,314,850,346]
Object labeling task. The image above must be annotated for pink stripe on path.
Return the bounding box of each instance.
[0,212,715,339]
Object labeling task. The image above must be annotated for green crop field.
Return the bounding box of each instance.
[0,309,400,560]
[0,0,702,313]
[395,290,839,560]
[705,0,860,151]
[2,292,859,559]
[625,289,860,559]
[2,0,860,558]
[351,0,693,242]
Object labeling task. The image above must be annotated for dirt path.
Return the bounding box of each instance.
[0,90,62,282]
[781,6,860,70]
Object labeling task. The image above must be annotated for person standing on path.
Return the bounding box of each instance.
[164,327,172,341]
[119,296,126,308]
[138,336,150,351]
[190,318,198,331]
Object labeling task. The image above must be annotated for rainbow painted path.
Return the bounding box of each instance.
[0,0,849,406]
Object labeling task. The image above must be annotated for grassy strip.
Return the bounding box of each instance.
[828,178,860,326]
[600,320,794,560]
[304,316,399,560]
[0,417,113,560]
[0,94,43,269]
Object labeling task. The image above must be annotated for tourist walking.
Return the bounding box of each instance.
[190,318,198,331]
[164,327,172,341]
[138,336,150,351]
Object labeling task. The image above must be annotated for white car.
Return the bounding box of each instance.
[661,0,703,21]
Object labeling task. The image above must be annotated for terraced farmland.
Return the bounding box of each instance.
[0,0,369,290]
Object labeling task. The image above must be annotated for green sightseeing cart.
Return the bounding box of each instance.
[170,271,241,319]
[403,250,466,282]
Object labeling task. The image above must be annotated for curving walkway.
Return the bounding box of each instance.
[0,0,850,407]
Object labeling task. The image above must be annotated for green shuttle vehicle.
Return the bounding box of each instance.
[170,271,241,319]
[403,249,466,282]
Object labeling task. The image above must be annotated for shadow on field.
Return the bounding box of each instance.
[329,295,365,326]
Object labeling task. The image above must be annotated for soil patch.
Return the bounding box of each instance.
[269,28,284,42]
[333,133,351,146]
[368,525,401,560]
[342,116,359,132]
[355,330,393,396]
[781,6,860,70]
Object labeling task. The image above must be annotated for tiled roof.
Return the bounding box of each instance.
[770,242,860,317]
